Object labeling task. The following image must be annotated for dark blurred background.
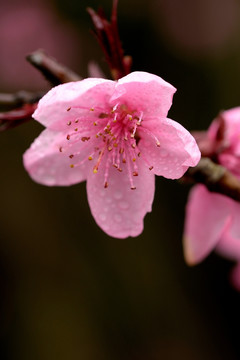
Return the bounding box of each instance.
[1,0,240,359]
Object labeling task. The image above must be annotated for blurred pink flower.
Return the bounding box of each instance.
[0,0,80,91]
[184,107,240,289]
[23,71,200,238]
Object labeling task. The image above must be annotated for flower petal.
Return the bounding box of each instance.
[86,161,155,238]
[110,71,176,119]
[23,128,93,186]
[33,78,115,130]
[183,185,232,265]
[139,118,200,179]
[216,199,240,260]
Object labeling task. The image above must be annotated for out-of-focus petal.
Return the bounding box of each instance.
[23,128,93,186]
[86,160,155,238]
[33,79,115,130]
[110,71,176,119]
[138,118,200,179]
[183,185,232,265]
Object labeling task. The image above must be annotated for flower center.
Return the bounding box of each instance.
[60,104,160,189]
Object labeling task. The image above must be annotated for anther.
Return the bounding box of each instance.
[74,128,78,132]
[75,119,79,123]
[67,121,71,126]
[93,168,98,173]
[131,186,136,190]
[93,122,97,126]
[122,158,126,163]
[138,152,141,157]
[67,107,71,111]
[117,168,123,172]
[133,158,136,162]
[70,164,74,168]
[156,141,160,147]
[119,148,124,154]
[66,134,70,140]
[113,143,118,147]
[113,164,118,168]
[149,166,153,170]
[90,107,94,111]
[131,143,136,149]
[133,171,138,176]
[108,146,113,151]
[88,156,93,161]
[104,181,109,188]
[124,136,128,141]
[59,147,63,152]
[81,137,90,142]
[69,154,74,159]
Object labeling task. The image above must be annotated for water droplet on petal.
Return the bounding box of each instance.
[114,213,122,223]
[114,190,123,200]
[119,201,130,210]
[99,213,107,221]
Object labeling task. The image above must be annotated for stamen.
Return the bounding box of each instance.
[67,121,71,126]
[66,134,70,140]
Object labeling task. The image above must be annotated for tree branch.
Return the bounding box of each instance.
[184,157,240,202]
[0,90,44,109]
[26,49,81,85]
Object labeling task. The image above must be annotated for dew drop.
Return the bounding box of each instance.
[114,213,122,223]
[99,213,107,221]
[119,201,130,210]
[114,190,123,200]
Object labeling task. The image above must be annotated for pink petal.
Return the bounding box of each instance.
[86,161,155,238]
[183,185,232,265]
[216,200,240,260]
[33,78,115,130]
[110,71,176,119]
[139,118,201,179]
[23,128,93,186]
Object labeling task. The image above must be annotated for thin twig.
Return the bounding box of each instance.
[184,157,240,202]
[0,91,44,109]
[26,49,81,85]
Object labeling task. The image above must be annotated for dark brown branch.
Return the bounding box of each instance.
[0,103,37,132]
[87,0,132,80]
[184,157,240,202]
[0,90,44,109]
[26,50,81,86]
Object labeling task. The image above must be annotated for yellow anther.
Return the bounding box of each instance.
[93,122,97,126]
[113,143,118,147]
[88,156,93,161]
[132,158,136,162]
[70,164,74,168]
[90,107,94,111]
[93,168,98,173]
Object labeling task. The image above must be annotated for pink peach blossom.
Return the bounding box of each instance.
[23,71,200,238]
[184,107,240,289]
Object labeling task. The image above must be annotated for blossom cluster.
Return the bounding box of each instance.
[184,108,240,290]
